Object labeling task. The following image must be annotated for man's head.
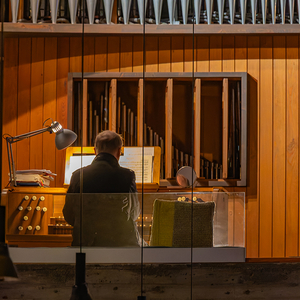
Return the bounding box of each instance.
[94,130,123,160]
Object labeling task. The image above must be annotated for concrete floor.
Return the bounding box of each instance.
[1,263,300,299]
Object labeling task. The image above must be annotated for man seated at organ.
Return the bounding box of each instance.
[63,130,141,247]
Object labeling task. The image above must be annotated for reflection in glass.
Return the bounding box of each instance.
[176,166,197,187]
[62,192,245,252]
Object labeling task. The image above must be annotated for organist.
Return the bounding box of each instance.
[63,130,142,247]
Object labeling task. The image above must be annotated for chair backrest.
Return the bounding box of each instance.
[150,199,215,247]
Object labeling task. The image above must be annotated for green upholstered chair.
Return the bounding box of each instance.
[149,199,215,247]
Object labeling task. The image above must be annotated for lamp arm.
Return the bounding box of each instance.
[5,126,51,187]
[7,127,51,144]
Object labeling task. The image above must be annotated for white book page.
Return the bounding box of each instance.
[64,155,95,184]
[119,155,153,183]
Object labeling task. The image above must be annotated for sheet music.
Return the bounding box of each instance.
[64,148,155,184]
[123,147,154,156]
[64,156,95,185]
[119,155,153,183]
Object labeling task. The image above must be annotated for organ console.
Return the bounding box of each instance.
[2,146,226,247]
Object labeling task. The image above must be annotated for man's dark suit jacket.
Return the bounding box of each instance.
[63,152,140,247]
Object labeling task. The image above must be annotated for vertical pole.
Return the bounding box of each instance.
[222,78,229,179]
[137,79,144,147]
[165,78,173,179]
[193,79,201,178]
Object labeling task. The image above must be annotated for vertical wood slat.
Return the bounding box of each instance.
[272,35,286,257]
[137,79,144,147]
[84,37,95,73]
[184,36,193,72]
[43,37,57,185]
[210,36,222,72]
[259,36,273,258]
[70,37,82,73]
[67,73,74,131]
[171,36,184,72]
[222,78,229,179]
[196,36,209,72]
[246,35,260,258]
[286,36,299,257]
[194,78,201,177]
[235,35,247,72]
[109,79,117,131]
[120,37,133,72]
[222,36,235,72]
[2,38,18,189]
[95,37,107,72]
[56,37,70,187]
[17,38,31,171]
[30,38,44,170]
[159,36,171,72]
[145,36,158,72]
[133,36,144,72]
[165,78,173,179]
[82,79,88,146]
[107,37,120,72]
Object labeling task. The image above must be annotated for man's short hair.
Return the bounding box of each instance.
[94,130,123,154]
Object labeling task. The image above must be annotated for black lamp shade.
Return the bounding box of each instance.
[55,129,77,150]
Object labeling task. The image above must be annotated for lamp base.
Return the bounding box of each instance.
[70,283,93,300]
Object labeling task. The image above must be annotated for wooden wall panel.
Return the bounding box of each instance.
[259,36,273,258]
[43,38,57,185]
[3,34,300,259]
[184,36,193,72]
[159,36,171,72]
[133,36,144,72]
[30,38,44,170]
[120,37,133,72]
[17,38,31,171]
[171,36,184,72]
[107,37,120,72]
[95,37,107,72]
[246,36,260,258]
[272,36,286,257]
[83,37,95,73]
[235,36,247,72]
[145,36,158,72]
[70,37,82,72]
[196,36,209,72]
[2,38,18,189]
[222,36,234,72]
[210,36,222,72]
[56,37,70,187]
[286,36,299,257]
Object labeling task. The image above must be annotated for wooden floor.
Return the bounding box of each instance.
[1,263,300,299]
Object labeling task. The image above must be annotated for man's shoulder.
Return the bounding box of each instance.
[119,166,135,176]
[70,165,91,180]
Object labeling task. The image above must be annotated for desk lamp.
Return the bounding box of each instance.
[4,118,77,186]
